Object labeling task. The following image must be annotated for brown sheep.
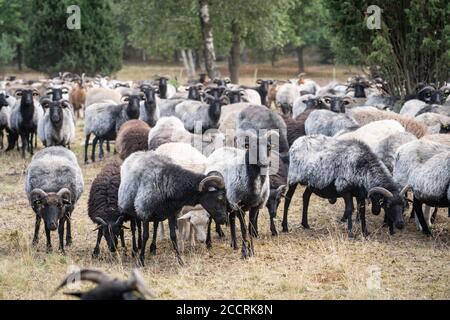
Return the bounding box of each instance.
[267,81,287,109]
[421,133,450,146]
[348,107,427,138]
[281,109,316,146]
[69,79,86,119]
[116,120,151,160]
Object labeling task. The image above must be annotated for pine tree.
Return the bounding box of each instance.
[25,0,122,75]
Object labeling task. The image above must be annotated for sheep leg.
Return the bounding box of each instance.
[137,220,142,249]
[229,211,238,250]
[282,183,298,233]
[84,134,90,163]
[430,207,438,224]
[106,141,110,153]
[149,221,158,255]
[120,229,126,249]
[130,219,138,256]
[0,131,3,149]
[91,136,98,162]
[409,205,415,219]
[206,217,213,249]
[32,216,41,246]
[45,225,52,252]
[216,223,225,238]
[58,218,66,254]
[237,210,252,258]
[346,197,354,237]
[139,221,149,266]
[413,198,431,235]
[92,229,103,258]
[357,197,369,236]
[99,139,105,160]
[248,207,259,237]
[169,216,184,266]
[301,187,313,229]
[341,194,353,223]
[20,133,27,158]
[65,218,72,246]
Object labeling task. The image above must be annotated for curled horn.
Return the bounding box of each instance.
[94,217,107,226]
[57,188,72,204]
[400,184,412,197]
[30,188,48,201]
[368,187,394,199]
[128,269,156,298]
[54,269,113,294]
[198,175,225,192]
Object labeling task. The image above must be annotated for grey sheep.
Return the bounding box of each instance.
[118,151,227,266]
[373,132,417,173]
[25,146,84,253]
[37,99,76,148]
[415,112,450,134]
[305,109,359,136]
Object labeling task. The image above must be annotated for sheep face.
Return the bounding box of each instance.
[187,85,202,101]
[198,174,227,225]
[266,185,286,218]
[440,123,450,134]
[323,96,353,113]
[122,94,144,119]
[368,188,406,234]
[417,86,442,104]
[224,89,244,104]
[45,87,69,101]
[0,93,9,108]
[41,99,71,126]
[15,89,39,107]
[94,216,125,252]
[178,211,210,242]
[30,188,72,231]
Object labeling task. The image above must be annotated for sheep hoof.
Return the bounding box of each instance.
[281,225,289,233]
[66,238,72,246]
[249,229,259,238]
[301,222,310,229]
[59,248,66,255]
[231,242,238,250]
[138,255,145,267]
[149,244,157,255]
[46,246,53,253]
[271,229,278,236]
[32,238,39,246]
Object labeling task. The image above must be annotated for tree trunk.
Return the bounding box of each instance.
[198,0,219,79]
[271,48,277,67]
[181,49,195,82]
[17,44,23,71]
[194,50,202,71]
[228,20,241,84]
[296,46,305,73]
[187,50,196,77]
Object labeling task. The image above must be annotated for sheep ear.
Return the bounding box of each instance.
[178,212,192,221]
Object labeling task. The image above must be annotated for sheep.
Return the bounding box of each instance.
[87,159,141,257]
[415,113,450,134]
[205,131,273,258]
[138,85,160,127]
[322,95,358,113]
[147,116,224,156]
[305,109,359,137]
[84,93,144,163]
[292,94,319,119]
[9,88,43,157]
[155,76,176,99]
[44,86,70,102]
[116,120,150,160]
[241,89,262,105]
[283,135,407,235]
[399,99,428,117]
[223,89,245,104]
[267,81,287,108]
[55,269,154,300]
[415,104,450,117]
[85,87,122,108]
[69,76,87,119]
[25,146,84,253]
[170,84,203,100]
[373,132,417,173]
[37,99,76,148]
[118,151,227,265]
[236,105,289,154]
[347,107,427,138]
[154,142,219,251]
[240,79,273,107]
[276,83,301,115]
[218,102,252,134]
[0,93,12,149]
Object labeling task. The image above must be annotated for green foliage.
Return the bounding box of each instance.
[25,0,123,75]
[0,34,16,68]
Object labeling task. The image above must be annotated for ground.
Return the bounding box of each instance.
[0,62,449,300]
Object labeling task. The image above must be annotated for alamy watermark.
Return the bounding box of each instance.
[366,5,382,30]
[366,265,381,290]
[66,5,81,30]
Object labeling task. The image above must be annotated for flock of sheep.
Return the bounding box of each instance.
[0,72,449,299]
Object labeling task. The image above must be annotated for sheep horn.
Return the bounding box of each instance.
[94,217,108,226]
[54,269,113,294]
[400,184,412,197]
[57,188,72,204]
[114,215,125,226]
[128,269,156,298]
[368,187,393,199]
[198,175,225,192]
[30,188,48,201]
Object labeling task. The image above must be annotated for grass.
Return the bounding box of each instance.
[0,62,449,300]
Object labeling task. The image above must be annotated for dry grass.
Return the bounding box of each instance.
[0,63,449,300]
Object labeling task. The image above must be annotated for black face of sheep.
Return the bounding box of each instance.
[368,187,406,234]
[188,84,202,101]
[303,97,327,112]
[41,99,70,127]
[224,89,244,104]
[16,89,39,107]
[204,93,229,123]
[122,94,144,119]
[45,87,69,101]
[94,216,126,252]
[0,93,9,108]
[256,79,274,106]
[417,86,442,104]
[198,173,228,225]
[30,188,72,231]
[440,85,450,102]
[266,185,286,219]
[440,123,450,134]
[140,85,158,104]
[347,76,370,98]
[206,86,227,98]
[242,132,274,168]
[157,77,169,99]
[323,96,352,113]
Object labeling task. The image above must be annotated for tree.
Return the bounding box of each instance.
[199,0,219,79]
[326,0,450,96]
[25,0,123,75]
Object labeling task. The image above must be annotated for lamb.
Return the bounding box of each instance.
[9,88,43,157]
[37,99,75,148]
[205,131,273,258]
[118,151,227,265]
[88,160,140,256]
[148,116,224,156]
[25,146,84,253]
[415,113,450,134]
[55,269,154,300]
[236,105,289,154]
[283,135,407,235]
[84,93,143,163]
[305,109,359,136]
[347,107,427,138]
[276,83,301,115]
[116,120,151,160]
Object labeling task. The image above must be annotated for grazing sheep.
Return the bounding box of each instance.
[205,131,273,258]
[415,113,450,134]
[305,109,359,136]
[276,83,301,115]
[25,147,84,253]
[88,160,140,257]
[284,135,407,235]
[118,151,227,265]
[84,93,143,163]
[55,269,154,300]
[37,99,75,148]
[373,132,417,173]
[9,88,43,157]
[116,120,150,160]
[236,105,289,154]
[347,107,427,138]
